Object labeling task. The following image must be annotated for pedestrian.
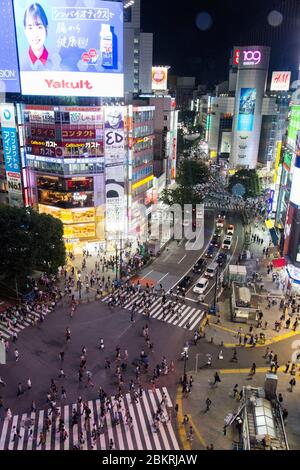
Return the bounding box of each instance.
[14,348,19,362]
[187,426,194,442]
[109,438,114,450]
[231,349,238,362]
[59,351,65,362]
[232,384,238,398]
[205,397,212,412]
[99,338,104,350]
[213,372,221,385]
[17,382,23,396]
[59,368,66,378]
[250,363,256,376]
[27,378,32,390]
[289,378,296,392]
[182,414,189,424]
[61,386,67,400]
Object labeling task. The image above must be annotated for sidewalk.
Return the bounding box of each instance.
[202,222,300,348]
[180,367,300,450]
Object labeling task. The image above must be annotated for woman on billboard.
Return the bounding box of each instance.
[22,3,53,71]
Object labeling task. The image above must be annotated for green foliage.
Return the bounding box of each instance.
[176,160,209,187]
[0,205,66,289]
[159,185,203,207]
[228,169,262,198]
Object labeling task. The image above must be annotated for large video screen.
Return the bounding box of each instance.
[0,0,21,93]
[237,88,256,132]
[13,0,124,97]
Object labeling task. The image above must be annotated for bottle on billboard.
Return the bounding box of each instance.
[100,24,113,68]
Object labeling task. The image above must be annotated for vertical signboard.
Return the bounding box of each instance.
[0,0,21,94]
[13,0,124,97]
[0,104,23,206]
[152,67,168,92]
[104,106,126,233]
[237,88,256,132]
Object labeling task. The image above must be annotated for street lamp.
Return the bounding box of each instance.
[183,346,189,376]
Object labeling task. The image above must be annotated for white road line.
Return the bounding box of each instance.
[80,406,88,450]
[177,255,186,264]
[125,393,143,450]
[36,409,44,451]
[178,307,196,327]
[8,414,18,450]
[111,397,125,450]
[18,413,27,450]
[185,296,198,303]
[156,389,179,450]
[95,400,106,449]
[135,398,152,450]
[140,270,154,280]
[187,310,203,330]
[26,412,35,450]
[148,391,169,449]
[105,410,114,450]
[0,418,9,450]
[54,407,61,450]
[190,311,205,331]
[172,306,192,325]
[64,405,69,450]
[142,393,161,450]
[162,387,173,408]
[157,273,169,284]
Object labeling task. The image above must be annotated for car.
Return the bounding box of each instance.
[212,234,221,247]
[205,244,215,258]
[227,224,235,236]
[222,235,233,250]
[205,262,218,278]
[217,252,227,266]
[193,277,209,295]
[216,218,224,229]
[193,258,206,273]
[177,276,192,292]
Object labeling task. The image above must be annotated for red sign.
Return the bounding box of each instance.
[233,49,240,65]
[30,127,56,139]
[62,129,96,140]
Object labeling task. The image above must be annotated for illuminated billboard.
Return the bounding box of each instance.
[271,71,291,91]
[13,0,124,97]
[152,67,168,91]
[237,88,256,132]
[0,0,21,93]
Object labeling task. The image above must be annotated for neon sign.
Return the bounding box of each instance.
[243,50,261,65]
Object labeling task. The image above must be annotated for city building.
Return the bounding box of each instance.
[169,76,196,111]
[124,0,153,96]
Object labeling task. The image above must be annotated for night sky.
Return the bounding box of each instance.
[141,0,300,86]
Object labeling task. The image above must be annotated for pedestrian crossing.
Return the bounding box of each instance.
[0,309,49,341]
[102,291,205,331]
[0,387,179,451]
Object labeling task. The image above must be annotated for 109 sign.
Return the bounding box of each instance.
[243,50,261,65]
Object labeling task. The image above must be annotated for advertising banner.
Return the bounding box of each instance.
[104,106,125,233]
[13,0,124,97]
[0,0,21,94]
[152,66,168,91]
[220,132,232,153]
[0,104,21,173]
[237,88,256,132]
[271,71,291,91]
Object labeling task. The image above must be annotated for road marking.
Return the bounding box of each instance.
[157,273,169,283]
[187,414,207,449]
[177,255,187,264]
[185,297,198,303]
[140,270,154,280]
[220,366,285,374]
[176,387,191,451]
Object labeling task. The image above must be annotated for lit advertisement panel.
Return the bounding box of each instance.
[152,66,168,91]
[13,0,124,97]
[0,0,21,93]
[237,88,256,132]
[271,71,291,91]
[290,156,300,208]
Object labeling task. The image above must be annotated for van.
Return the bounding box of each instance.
[205,262,218,278]
[193,277,209,295]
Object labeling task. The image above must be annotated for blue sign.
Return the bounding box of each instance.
[0,0,21,93]
[13,0,124,97]
[2,127,20,173]
[237,88,256,132]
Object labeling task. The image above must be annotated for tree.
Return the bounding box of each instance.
[228,169,262,199]
[160,185,203,207]
[176,160,209,187]
[0,206,66,290]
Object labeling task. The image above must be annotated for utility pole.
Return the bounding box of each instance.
[115,243,118,282]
